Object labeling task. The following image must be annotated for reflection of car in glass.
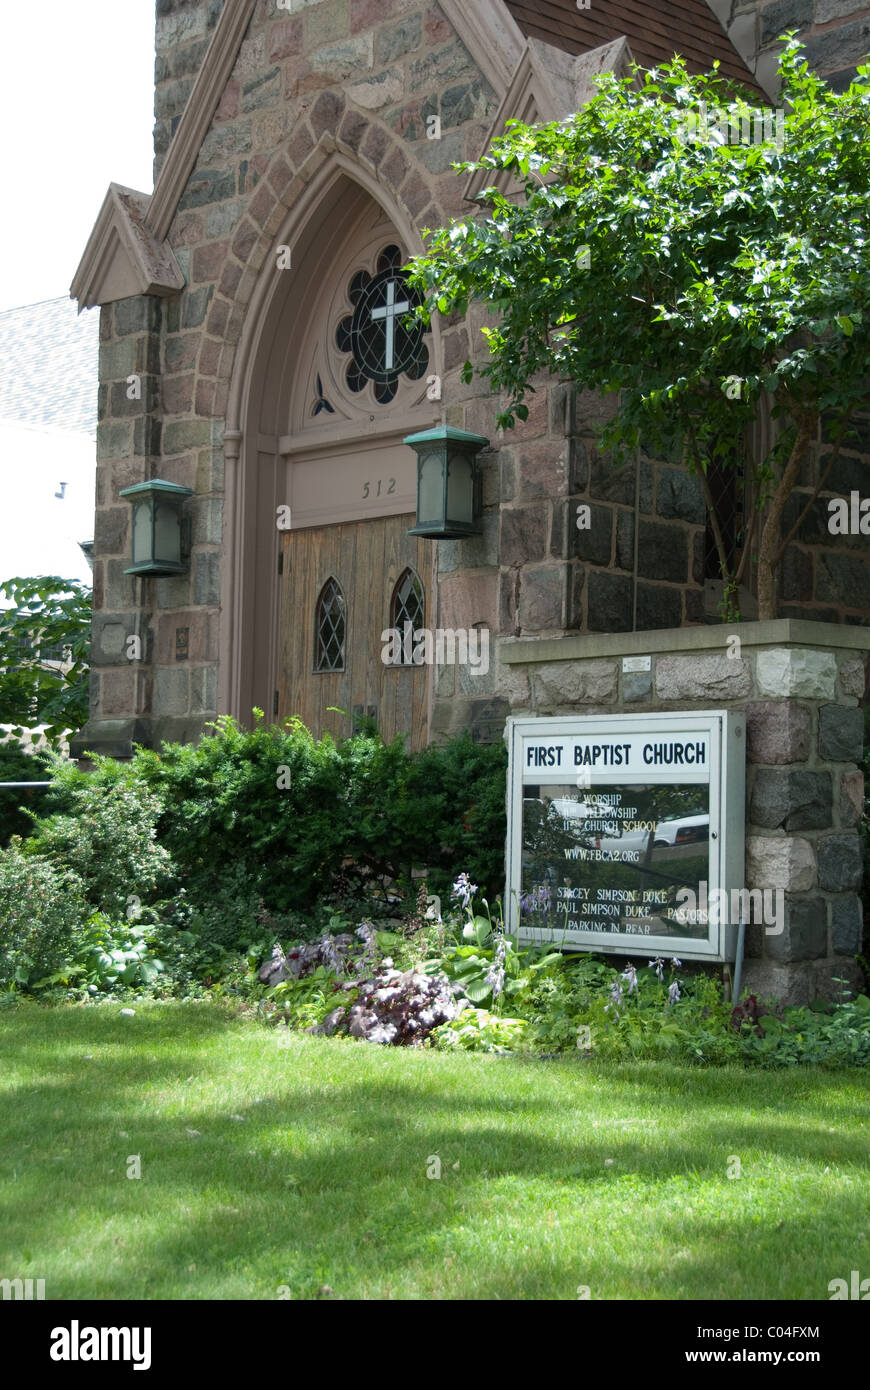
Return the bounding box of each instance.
[653,814,709,848]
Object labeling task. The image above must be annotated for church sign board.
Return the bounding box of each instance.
[505,711,746,962]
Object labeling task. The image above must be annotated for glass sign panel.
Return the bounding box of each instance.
[520,782,710,939]
[506,712,745,962]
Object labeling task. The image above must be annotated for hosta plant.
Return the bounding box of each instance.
[428,878,562,1010]
[432,1007,528,1053]
[59,912,166,994]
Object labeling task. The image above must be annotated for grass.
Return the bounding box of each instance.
[1,999,868,1301]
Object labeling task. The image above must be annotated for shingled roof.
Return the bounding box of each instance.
[0,297,98,437]
[504,0,762,92]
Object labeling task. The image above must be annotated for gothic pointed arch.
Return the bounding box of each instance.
[389,566,426,667]
[218,149,443,726]
[314,577,346,674]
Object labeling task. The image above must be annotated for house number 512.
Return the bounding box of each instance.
[363,478,396,498]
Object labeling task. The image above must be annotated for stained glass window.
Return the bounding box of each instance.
[311,373,335,417]
[315,578,346,672]
[335,244,429,404]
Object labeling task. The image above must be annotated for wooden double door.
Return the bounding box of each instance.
[277,515,433,750]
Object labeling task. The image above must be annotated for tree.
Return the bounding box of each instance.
[408,39,870,620]
[0,576,92,744]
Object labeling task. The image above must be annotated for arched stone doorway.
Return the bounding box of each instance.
[220,155,442,748]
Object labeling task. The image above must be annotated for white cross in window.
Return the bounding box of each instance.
[370,279,410,371]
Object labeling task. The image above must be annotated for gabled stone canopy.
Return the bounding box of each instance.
[71,0,259,310]
[504,0,763,91]
[70,184,185,311]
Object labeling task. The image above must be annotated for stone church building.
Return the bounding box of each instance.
[70,0,870,758]
[69,0,869,997]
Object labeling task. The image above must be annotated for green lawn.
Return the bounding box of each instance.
[1,1001,868,1301]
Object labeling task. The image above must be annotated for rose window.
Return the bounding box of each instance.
[335,244,429,405]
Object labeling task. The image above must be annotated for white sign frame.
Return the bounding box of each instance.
[505,710,746,962]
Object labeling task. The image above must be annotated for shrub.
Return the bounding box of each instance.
[401,734,507,903]
[25,754,174,918]
[127,716,411,913]
[430,914,562,1011]
[270,967,345,1031]
[124,717,507,916]
[0,840,88,988]
[0,741,53,847]
[511,956,617,1054]
[260,926,363,985]
[181,864,303,955]
[856,706,861,956]
[258,923,463,1044]
[17,720,507,929]
[507,956,743,1064]
[148,926,236,996]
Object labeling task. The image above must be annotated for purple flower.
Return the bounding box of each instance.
[519,883,552,915]
[651,957,665,983]
[605,976,625,1016]
[451,873,478,911]
[667,980,681,1007]
[622,964,638,995]
[485,930,507,999]
[485,964,505,998]
[672,957,682,970]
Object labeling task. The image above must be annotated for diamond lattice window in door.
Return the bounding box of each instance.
[390,567,426,665]
[315,577,346,672]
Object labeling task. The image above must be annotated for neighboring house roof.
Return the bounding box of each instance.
[504,0,761,91]
[0,296,99,437]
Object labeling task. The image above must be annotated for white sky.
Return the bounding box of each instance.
[0,423,97,586]
[0,1,156,599]
[0,0,155,313]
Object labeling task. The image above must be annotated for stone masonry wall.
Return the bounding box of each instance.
[432,357,870,741]
[708,0,870,94]
[497,628,869,1003]
[154,1,227,185]
[78,290,224,756]
[87,0,511,753]
[781,429,870,622]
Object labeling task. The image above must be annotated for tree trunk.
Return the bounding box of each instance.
[756,414,817,621]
